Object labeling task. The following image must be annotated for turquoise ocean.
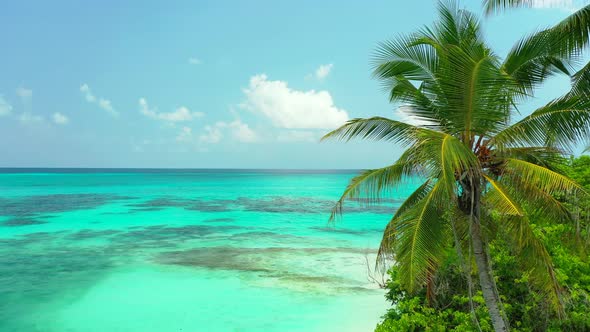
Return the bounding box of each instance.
[0,169,417,332]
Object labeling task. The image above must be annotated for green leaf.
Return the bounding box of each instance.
[377,179,434,267]
[503,29,573,95]
[571,61,590,97]
[491,95,590,151]
[395,182,448,292]
[327,151,419,223]
[503,158,585,195]
[483,174,524,216]
[321,117,428,145]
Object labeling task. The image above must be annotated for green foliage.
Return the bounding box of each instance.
[375,156,590,331]
[374,296,486,332]
[570,155,590,187]
[376,263,493,332]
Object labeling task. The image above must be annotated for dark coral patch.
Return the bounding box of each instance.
[309,226,369,236]
[126,195,398,215]
[0,194,134,218]
[2,218,47,227]
[203,218,235,223]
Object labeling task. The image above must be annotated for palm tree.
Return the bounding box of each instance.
[323,2,590,331]
[484,0,590,94]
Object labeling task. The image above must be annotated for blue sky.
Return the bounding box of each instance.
[0,0,580,168]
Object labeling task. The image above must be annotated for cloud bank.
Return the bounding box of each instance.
[241,74,348,129]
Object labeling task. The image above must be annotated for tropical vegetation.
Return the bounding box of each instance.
[374,156,590,331]
[323,1,590,331]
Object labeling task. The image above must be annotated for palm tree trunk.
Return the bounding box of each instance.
[471,218,508,332]
[462,177,509,332]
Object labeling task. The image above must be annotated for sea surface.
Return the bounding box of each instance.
[0,169,417,332]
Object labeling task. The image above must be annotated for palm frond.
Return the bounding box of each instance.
[483,174,524,216]
[434,1,482,47]
[571,61,590,97]
[327,129,478,225]
[395,181,449,292]
[483,0,527,14]
[497,146,567,170]
[487,3,590,55]
[372,32,446,128]
[502,172,573,222]
[420,132,480,194]
[503,158,585,195]
[502,29,573,95]
[376,179,434,267]
[432,38,515,138]
[327,152,419,223]
[553,5,590,53]
[373,35,438,82]
[490,95,590,151]
[383,76,443,128]
[321,117,433,145]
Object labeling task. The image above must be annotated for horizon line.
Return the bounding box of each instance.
[0,167,365,172]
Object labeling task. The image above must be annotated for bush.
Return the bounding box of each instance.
[375,157,590,332]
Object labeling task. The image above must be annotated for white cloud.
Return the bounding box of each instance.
[53,112,69,125]
[0,96,12,116]
[306,64,334,80]
[199,125,223,144]
[241,74,349,129]
[219,120,258,143]
[233,121,258,143]
[139,98,204,122]
[16,87,33,100]
[80,84,118,116]
[98,98,117,116]
[315,64,333,80]
[177,120,257,146]
[139,98,153,115]
[188,57,202,65]
[159,106,202,122]
[19,112,43,124]
[277,130,318,142]
[80,84,96,102]
[199,120,257,144]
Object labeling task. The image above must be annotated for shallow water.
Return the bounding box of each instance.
[0,169,417,332]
